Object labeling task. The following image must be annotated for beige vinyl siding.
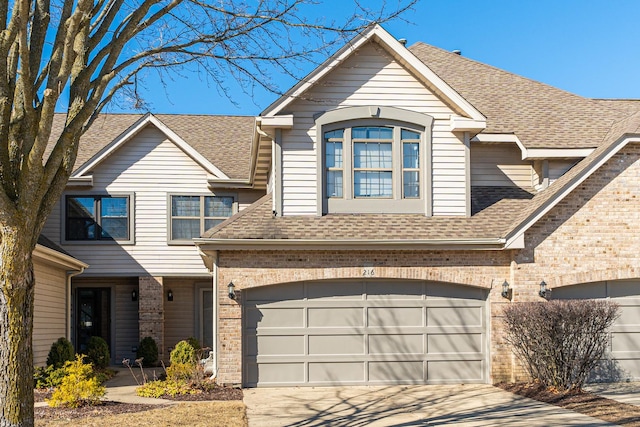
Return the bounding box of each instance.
[471,143,534,188]
[280,41,467,216]
[33,261,68,366]
[549,159,578,184]
[43,126,231,276]
[72,277,139,363]
[163,278,197,360]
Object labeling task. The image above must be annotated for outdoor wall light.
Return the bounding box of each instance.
[228,281,236,300]
[539,280,550,299]
[501,280,511,300]
[167,289,174,301]
[131,289,137,301]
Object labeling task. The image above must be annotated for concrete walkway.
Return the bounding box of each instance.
[244,384,615,426]
[586,381,640,406]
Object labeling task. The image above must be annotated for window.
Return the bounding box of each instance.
[316,106,433,215]
[322,124,424,212]
[66,195,130,241]
[170,195,234,241]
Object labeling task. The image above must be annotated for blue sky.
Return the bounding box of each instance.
[104,0,640,115]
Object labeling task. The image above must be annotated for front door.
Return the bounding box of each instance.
[76,288,111,355]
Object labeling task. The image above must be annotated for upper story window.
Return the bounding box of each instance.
[66,195,131,241]
[170,195,234,241]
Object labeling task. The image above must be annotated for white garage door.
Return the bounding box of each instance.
[243,280,488,387]
[554,279,640,381]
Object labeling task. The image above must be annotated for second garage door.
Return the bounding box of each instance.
[243,280,488,387]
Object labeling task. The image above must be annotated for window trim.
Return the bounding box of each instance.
[62,193,135,245]
[315,106,433,216]
[167,193,237,245]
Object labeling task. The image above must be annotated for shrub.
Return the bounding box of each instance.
[46,337,75,369]
[166,362,196,382]
[503,299,619,392]
[170,340,197,365]
[46,355,105,408]
[86,336,110,369]
[136,379,196,398]
[137,337,159,367]
[186,337,201,353]
[34,365,67,389]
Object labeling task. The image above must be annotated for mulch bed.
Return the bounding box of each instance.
[34,385,242,421]
[498,382,640,427]
[162,386,243,401]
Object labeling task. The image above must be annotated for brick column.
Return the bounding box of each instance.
[138,276,164,360]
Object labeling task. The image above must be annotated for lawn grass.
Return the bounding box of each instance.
[35,401,247,427]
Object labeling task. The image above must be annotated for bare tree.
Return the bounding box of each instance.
[0,0,414,424]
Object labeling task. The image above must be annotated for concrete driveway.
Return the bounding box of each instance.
[244,384,614,426]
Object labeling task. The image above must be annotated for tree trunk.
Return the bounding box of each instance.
[0,229,35,427]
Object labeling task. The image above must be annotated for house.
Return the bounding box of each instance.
[38,24,640,387]
[194,25,640,387]
[40,113,265,364]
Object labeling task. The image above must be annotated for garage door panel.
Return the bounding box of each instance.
[369,361,424,382]
[308,307,363,327]
[308,335,364,355]
[244,280,487,386]
[612,332,640,352]
[248,335,304,356]
[367,282,423,299]
[427,307,482,327]
[369,334,424,354]
[609,280,640,298]
[428,333,482,354]
[249,307,304,328]
[309,362,363,382]
[246,283,304,302]
[247,362,305,384]
[307,282,364,300]
[427,283,485,300]
[368,307,422,327]
[614,302,640,326]
[428,360,483,381]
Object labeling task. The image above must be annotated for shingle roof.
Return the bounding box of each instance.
[203,187,534,241]
[48,113,255,180]
[409,43,629,149]
[505,110,640,240]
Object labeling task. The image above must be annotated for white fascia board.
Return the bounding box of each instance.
[66,175,93,187]
[262,25,486,122]
[372,30,485,122]
[195,237,506,251]
[449,116,486,132]
[472,134,595,160]
[72,114,229,180]
[472,134,528,159]
[208,178,253,189]
[33,244,88,271]
[261,27,375,117]
[257,115,294,129]
[524,148,595,159]
[505,135,640,248]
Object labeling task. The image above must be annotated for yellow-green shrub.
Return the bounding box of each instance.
[166,362,196,381]
[136,379,196,397]
[170,340,197,365]
[46,355,105,408]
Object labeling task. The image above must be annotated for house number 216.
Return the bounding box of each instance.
[362,267,375,277]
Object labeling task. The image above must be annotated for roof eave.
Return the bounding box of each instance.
[195,237,507,251]
[33,244,88,271]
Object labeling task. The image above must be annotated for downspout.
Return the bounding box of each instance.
[66,267,86,341]
[210,250,219,379]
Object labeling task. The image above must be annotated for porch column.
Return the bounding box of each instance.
[138,276,165,361]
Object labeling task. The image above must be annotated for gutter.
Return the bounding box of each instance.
[194,237,507,251]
